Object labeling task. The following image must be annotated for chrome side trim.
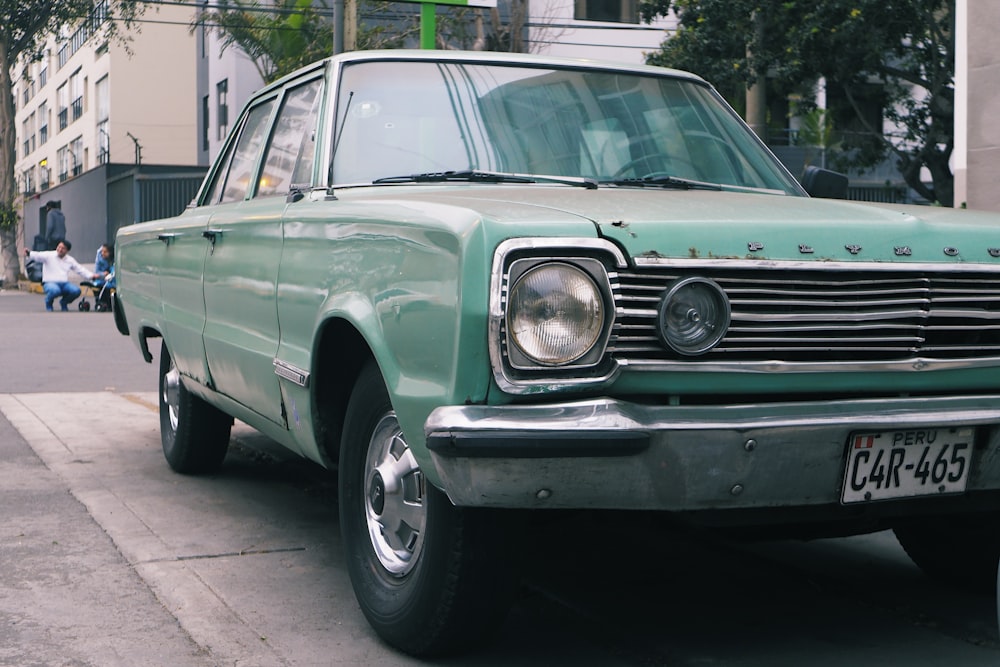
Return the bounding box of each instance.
[633,257,1000,272]
[618,355,1000,374]
[273,359,310,387]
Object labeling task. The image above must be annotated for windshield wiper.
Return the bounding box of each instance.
[372,170,598,190]
[604,175,723,191]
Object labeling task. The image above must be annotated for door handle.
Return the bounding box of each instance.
[158,233,179,245]
[202,229,223,254]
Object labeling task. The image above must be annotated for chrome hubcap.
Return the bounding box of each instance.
[162,360,181,433]
[364,412,426,577]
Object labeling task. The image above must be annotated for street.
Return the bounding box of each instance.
[1,288,998,666]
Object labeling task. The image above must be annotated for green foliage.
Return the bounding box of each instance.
[642,0,955,205]
[0,200,17,230]
[355,1,417,51]
[196,0,335,84]
[796,107,836,150]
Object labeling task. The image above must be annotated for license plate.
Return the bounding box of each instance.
[841,427,974,504]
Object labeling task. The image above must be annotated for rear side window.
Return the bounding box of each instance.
[221,100,276,203]
[200,99,276,206]
[257,78,323,198]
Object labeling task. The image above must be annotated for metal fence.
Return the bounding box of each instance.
[106,166,207,241]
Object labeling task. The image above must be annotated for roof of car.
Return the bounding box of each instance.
[262,48,708,93]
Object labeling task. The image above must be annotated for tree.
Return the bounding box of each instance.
[194,0,337,85]
[195,0,545,84]
[0,0,141,289]
[641,0,956,206]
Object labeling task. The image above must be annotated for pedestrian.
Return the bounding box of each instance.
[23,240,99,312]
[44,200,66,250]
[93,243,115,290]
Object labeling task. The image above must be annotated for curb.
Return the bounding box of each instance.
[18,280,43,294]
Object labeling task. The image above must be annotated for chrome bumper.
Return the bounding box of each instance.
[424,395,1000,510]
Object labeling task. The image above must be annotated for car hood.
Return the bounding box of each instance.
[403,187,1000,265]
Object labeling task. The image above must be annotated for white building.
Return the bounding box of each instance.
[527,0,676,63]
[954,0,1000,212]
[11,1,279,258]
[15,2,203,195]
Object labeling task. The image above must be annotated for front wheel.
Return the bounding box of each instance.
[158,340,232,474]
[894,513,1000,594]
[339,361,519,657]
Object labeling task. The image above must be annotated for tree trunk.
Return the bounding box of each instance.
[745,10,766,139]
[0,34,22,289]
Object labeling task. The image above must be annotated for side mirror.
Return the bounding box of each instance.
[801,166,849,199]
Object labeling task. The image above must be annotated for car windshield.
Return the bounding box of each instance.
[331,59,802,194]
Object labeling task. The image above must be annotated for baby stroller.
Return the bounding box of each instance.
[79,269,114,312]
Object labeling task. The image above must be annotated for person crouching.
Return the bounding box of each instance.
[23,240,99,312]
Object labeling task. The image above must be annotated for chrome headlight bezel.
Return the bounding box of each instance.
[489,238,626,394]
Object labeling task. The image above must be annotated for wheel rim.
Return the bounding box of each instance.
[162,359,181,433]
[364,412,426,577]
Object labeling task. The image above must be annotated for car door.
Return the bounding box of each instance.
[202,77,324,428]
[199,93,287,425]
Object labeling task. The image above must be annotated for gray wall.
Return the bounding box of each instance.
[22,164,207,268]
[23,166,109,266]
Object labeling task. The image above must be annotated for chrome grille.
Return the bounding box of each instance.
[610,268,1000,362]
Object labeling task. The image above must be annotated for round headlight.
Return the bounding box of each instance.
[658,277,730,355]
[507,263,605,365]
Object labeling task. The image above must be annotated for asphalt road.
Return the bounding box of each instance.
[1,287,999,666]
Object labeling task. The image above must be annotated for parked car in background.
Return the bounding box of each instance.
[114,49,1000,656]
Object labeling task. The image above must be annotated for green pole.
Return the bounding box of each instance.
[420,3,436,49]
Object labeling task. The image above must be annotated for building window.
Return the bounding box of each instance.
[574,0,638,23]
[39,162,50,190]
[95,74,109,163]
[57,146,69,181]
[23,168,35,195]
[70,69,83,121]
[39,102,48,145]
[22,118,30,158]
[57,83,68,130]
[202,95,210,152]
[217,79,229,141]
[71,136,84,176]
[97,120,109,164]
[96,75,109,121]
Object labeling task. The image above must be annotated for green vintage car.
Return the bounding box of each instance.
[115,49,1000,655]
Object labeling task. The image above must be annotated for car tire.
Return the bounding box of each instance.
[339,360,520,657]
[158,340,232,474]
[894,513,1000,594]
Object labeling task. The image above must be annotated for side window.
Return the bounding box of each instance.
[257,78,323,198]
[201,135,238,206]
[219,99,276,204]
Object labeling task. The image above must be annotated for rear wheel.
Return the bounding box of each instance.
[158,340,232,474]
[339,361,519,657]
[894,513,1000,593]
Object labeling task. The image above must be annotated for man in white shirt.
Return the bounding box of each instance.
[23,240,99,312]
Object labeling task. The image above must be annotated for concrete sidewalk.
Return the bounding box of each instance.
[0,391,415,666]
[0,396,212,666]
